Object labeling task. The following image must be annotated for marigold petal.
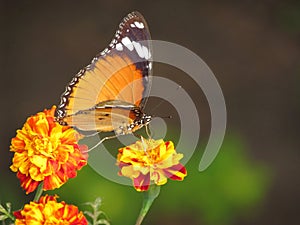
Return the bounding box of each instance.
[30,154,48,169]
[44,175,64,191]
[13,210,22,219]
[17,172,41,194]
[10,152,29,173]
[10,136,26,152]
[151,170,168,185]
[60,128,80,143]
[133,173,150,192]
[120,165,141,178]
[33,116,50,137]
[163,163,187,180]
[29,166,44,181]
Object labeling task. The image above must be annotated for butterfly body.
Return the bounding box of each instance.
[56,11,152,139]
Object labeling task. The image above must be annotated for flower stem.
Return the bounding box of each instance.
[33,182,44,201]
[135,185,160,225]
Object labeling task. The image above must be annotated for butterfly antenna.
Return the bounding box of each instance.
[148,85,182,114]
[159,115,173,119]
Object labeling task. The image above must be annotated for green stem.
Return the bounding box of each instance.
[135,185,160,225]
[6,212,15,221]
[33,182,44,202]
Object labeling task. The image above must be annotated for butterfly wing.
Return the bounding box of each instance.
[56,11,152,121]
[56,11,152,132]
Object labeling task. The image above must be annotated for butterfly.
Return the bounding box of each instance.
[56,11,152,147]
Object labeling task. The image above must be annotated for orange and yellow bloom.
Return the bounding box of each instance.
[10,106,88,194]
[14,195,88,225]
[117,138,187,191]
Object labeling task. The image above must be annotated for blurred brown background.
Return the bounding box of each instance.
[1,1,299,225]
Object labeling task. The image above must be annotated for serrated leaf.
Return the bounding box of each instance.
[0,214,8,220]
[94,198,102,206]
[84,211,94,218]
[96,219,110,225]
[5,203,11,212]
[0,204,6,213]
[84,198,109,225]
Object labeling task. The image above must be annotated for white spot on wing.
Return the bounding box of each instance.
[116,43,123,51]
[134,21,144,29]
[132,41,144,58]
[121,37,134,51]
[142,46,151,60]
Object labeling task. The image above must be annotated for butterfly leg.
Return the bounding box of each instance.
[83,131,100,138]
[74,127,99,138]
[145,124,152,139]
[83,135,118,152]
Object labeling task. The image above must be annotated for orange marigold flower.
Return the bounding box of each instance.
[10,106,88,194]
[14,195,88,225]
[117,138,187,191]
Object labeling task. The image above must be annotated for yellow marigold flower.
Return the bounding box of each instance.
[14,195,88,225]
[117,138,187,191]
[10,106,88,194]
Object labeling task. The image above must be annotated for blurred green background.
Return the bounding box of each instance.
[1,1,299,225]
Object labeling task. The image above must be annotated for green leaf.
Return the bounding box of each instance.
[84,198,110,225]
[5,203,11,213]
[0,215,8,220]
[0,204,6,213]
[0,202,15,222]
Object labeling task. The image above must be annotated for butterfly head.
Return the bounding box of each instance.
[128,113,152,133]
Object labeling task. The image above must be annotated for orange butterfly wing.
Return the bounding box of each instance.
[56,11,152,133]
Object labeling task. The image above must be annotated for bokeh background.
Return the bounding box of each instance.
[1,1,299,225]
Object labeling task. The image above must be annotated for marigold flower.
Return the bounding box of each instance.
[14,195,88,225]
[117,138,187,191]
[10,106,88,194]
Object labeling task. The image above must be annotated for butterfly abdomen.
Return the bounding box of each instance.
[59,100,151,135]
